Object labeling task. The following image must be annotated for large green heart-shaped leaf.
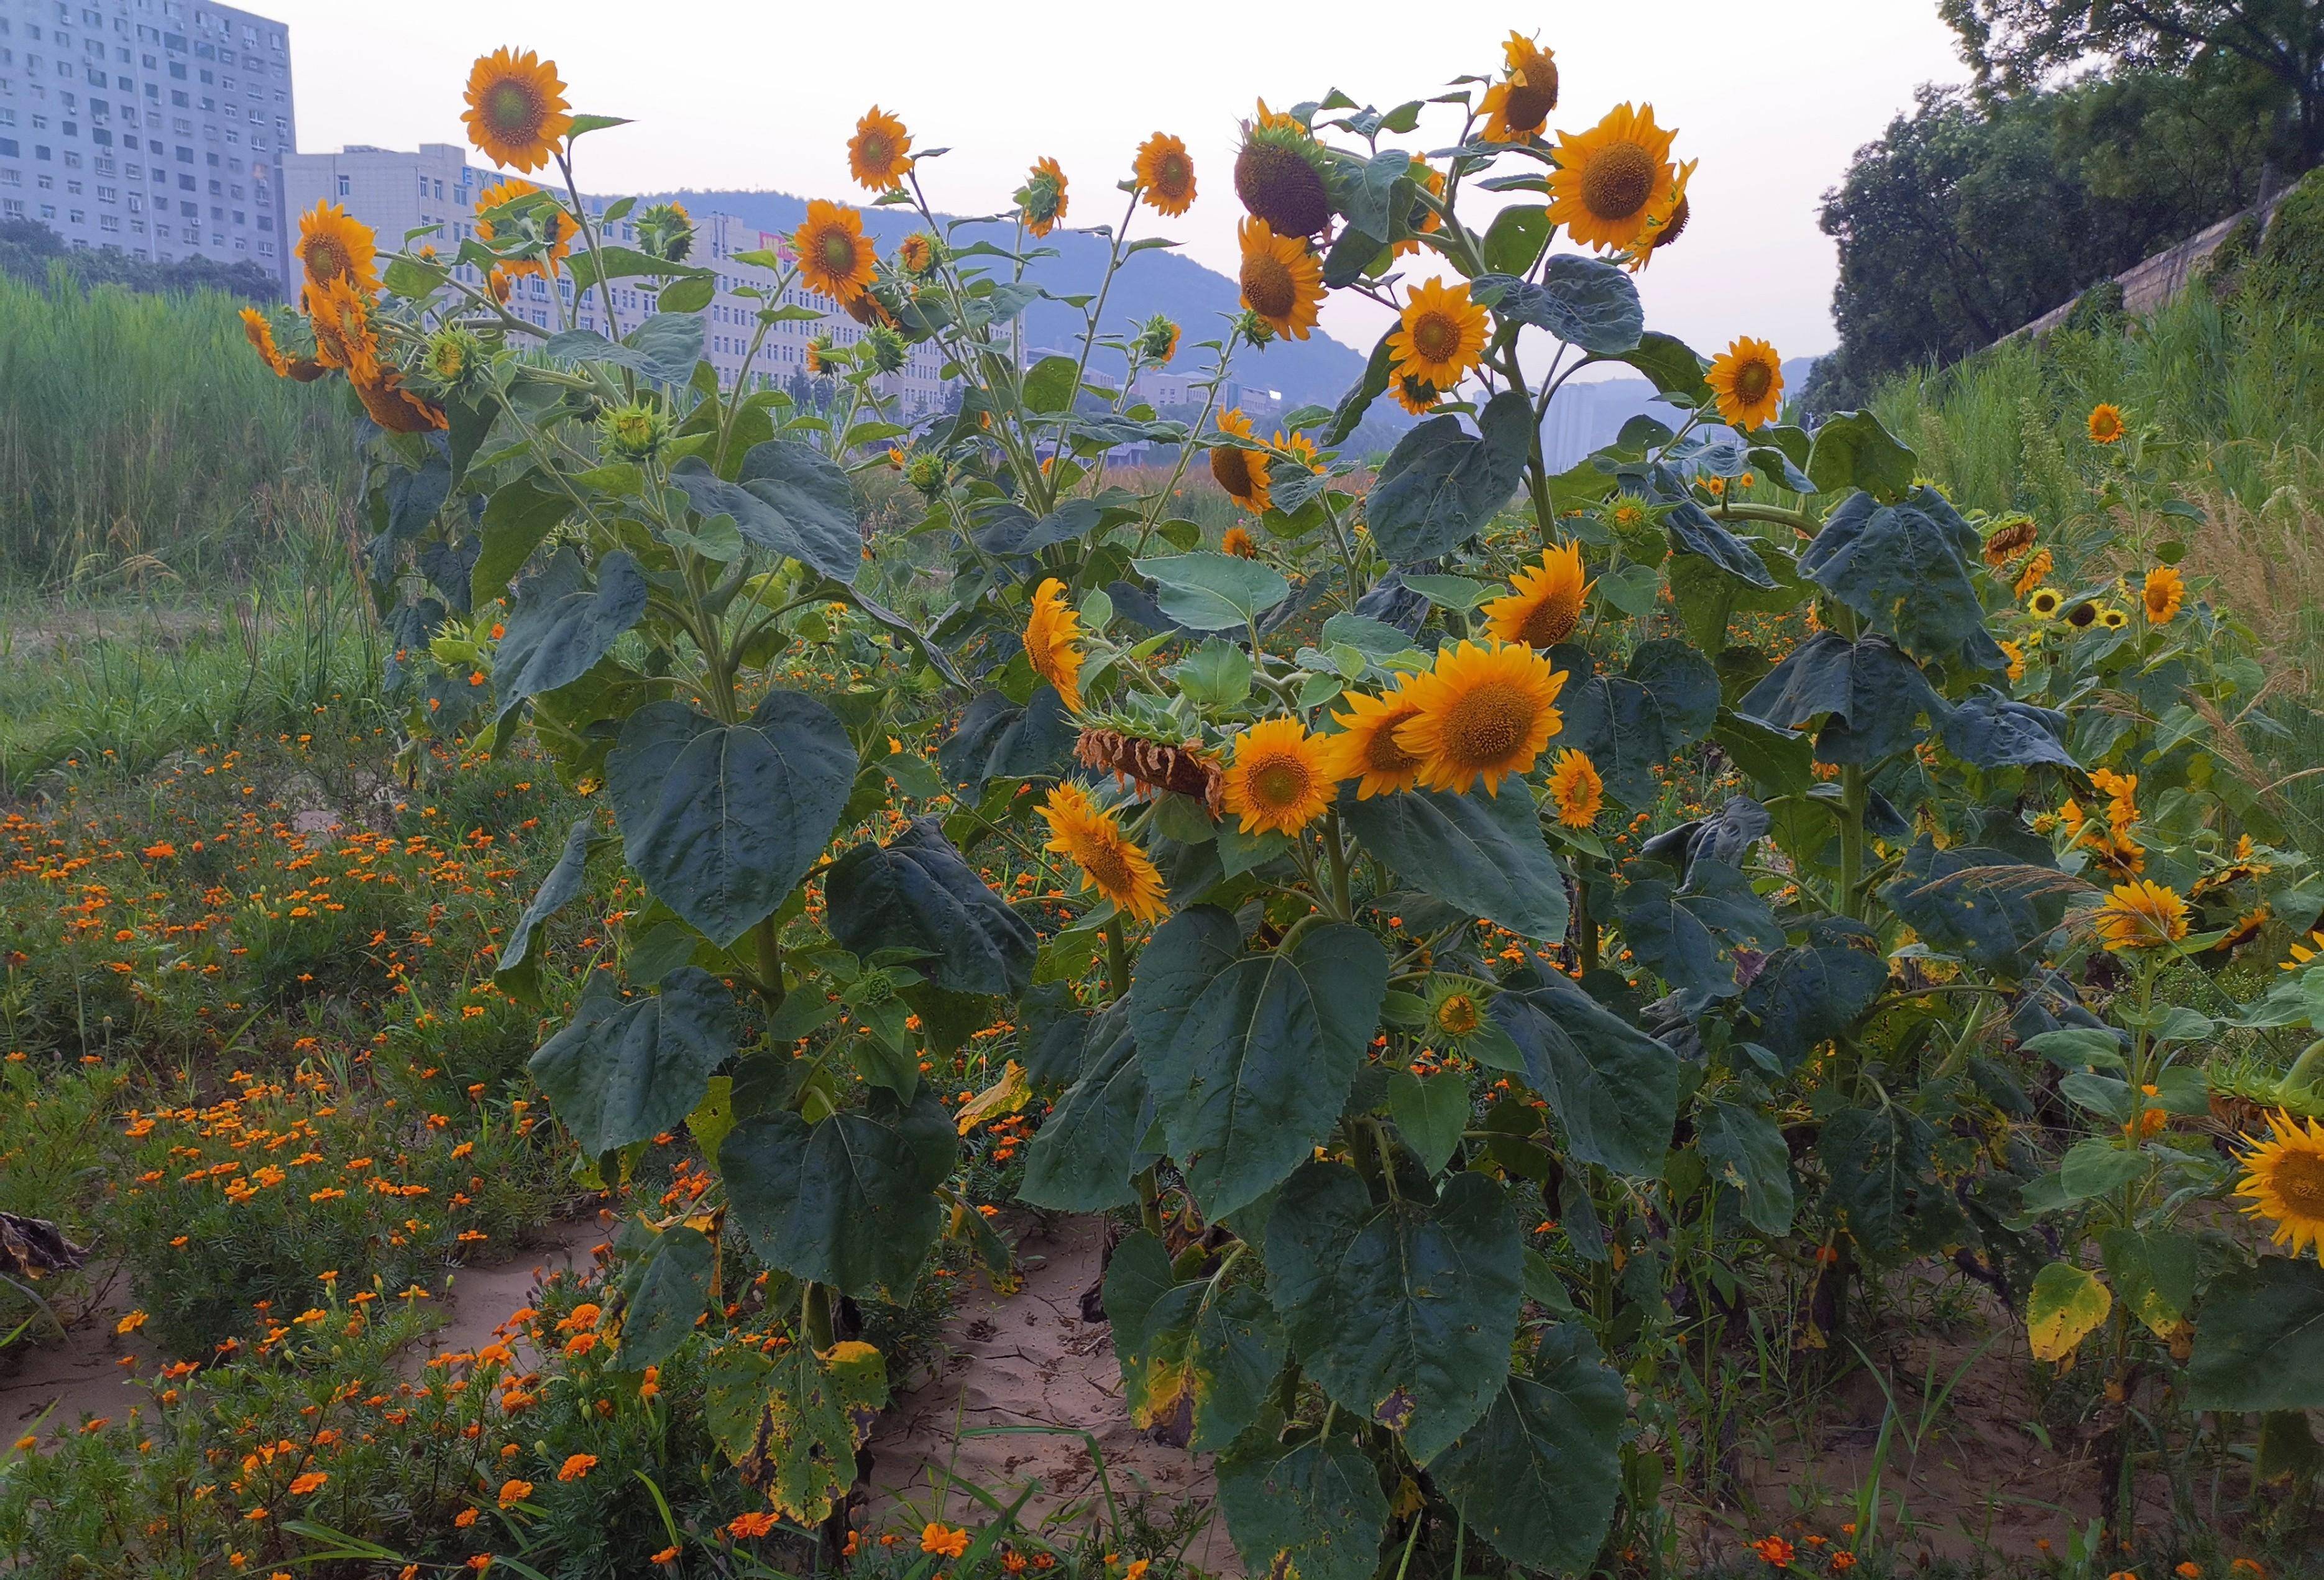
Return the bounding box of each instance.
[1131,552,1291,631]
[1489,968,1678,1175]
[1697,1101,1797,1236]
[527,967,738,1157]
[616,1222,715,1369]
[607,693,857,948]
[1428,1324,1627,1574]
[1216,1420,1387,1580]
[825,817,1036,998]
[720,1090,954,1301]
[544,311,703,385]
[1340,787,1569,940]
[1594,331,1710,401]
[1131,908,1387,1219]
[1103,1231,1288,1451]
[1940,687,2077,771]
[490,548,648,724]
[1019,1003,1157,1212]
[1804,410,1916,502]
[1266,1163,1523,1463]
[1619,860,1784,1003]
[1883,837,2062,976]
[708,1338,888,1527]
[732,439,863,584]
[1660,496,1780,589]
[1801,488,1998,668]
[1737,632,1943,767]
[940,686,1078,788]
[471,477,573,606]
[1739,924,1888,1070]
[1367,391,1532,565]
[1819,1105,1964,1258]
[2187,1256,2324,1412]
[1477,257,1643,354]
[496,815,607,1004]
[1557,639,1720,805]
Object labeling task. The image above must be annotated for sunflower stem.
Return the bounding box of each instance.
[1839,765,1867,921]
[1103,917,1129,1004]
[1325,808,1354,921]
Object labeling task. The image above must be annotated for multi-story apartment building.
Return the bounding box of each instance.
[0,0,293,282]
[283,143,957,416]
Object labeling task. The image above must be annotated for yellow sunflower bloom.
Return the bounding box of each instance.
[352,365,449,435]
[239,307,290,377]
[2234,1111,2324,1260]
[1320,686,1426,801]
[1039,784,1169,924]
[897,232,938,275]
[1395,641,1568,796]
[1707,336,1784,431]
[1237,217,1325,341]
[1547,748,1603,828]
[2091,880,2189,953]
[1388,278,1488,390]
[1221,526,1259,559]
[307,275,379,384]
[477,178,577,280]
[1234,104,1333,237]
[1209,408,1271,513]
[1628,159,1696,271]
[2027,587,2065,618]
[1135,132,1197,218]
[1481,542,1592,650]
[1018,157,1070,237]
[461,47,573,173]
[1481,32,1559,143]
[1393,374,1441,415]
[848,106,914,192]
[1221,718,1335,835]
[2088,403,2126,444]
[2013,548,2055,595]
[794,200,876,305]
[1393,163,1448,260]
[1024,577,1085,712]
[295,201,378,296]
[1546,102,1678,253]
[2143,565,2185,624]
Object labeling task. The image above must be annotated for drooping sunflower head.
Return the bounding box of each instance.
[1017,157,1070,237]
[1135,132,1198,218]
[1628,159,1696,271]
[1321,684,1425,800]
[296,201,379,296]
[2088,403,2127,444]
[805,333,838,376]
[1547,102,1678,252]
[1548,748,1604,828]
[636,201,695,264]
[1707,336,1784,431]
[1388,277,1489,391]
[2027,586,2064,619]
[2091,879,2190,953]
[1394,374,1441,415]
[2144,565,2185,624]
[1221,525,1259,559]
[306,275,379,383]
[1481,541,1592,650]
[848,106,914,192]
[2234,1111,2324,1260]
[1209,408,1271,513]
[351,365,448,434]
[239,306,289,377]
[794,200,876,304]
[1024,577,1086,712]
[1982,515,2038,567]
[1135,313,1181,366]
[1238,217,1325,342]
[897,231,939,276]
[1395,640,1568,796]
[461,47,573,173]
[1481,32,1559,143]
[1233,107,1334,237]
[477,178,578,279]
[1221,717,1334,835]
[1039,783,1170,924]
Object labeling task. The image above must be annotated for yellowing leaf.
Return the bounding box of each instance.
[955,1060,1030,1135]
[2027,1261,2111,1365]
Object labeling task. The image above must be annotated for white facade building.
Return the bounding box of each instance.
[0,0,293,281]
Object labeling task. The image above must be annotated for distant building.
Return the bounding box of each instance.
[282,142,955,413]
[0,0,295,283]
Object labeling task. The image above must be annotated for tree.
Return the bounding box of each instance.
[1942,0,2324,170]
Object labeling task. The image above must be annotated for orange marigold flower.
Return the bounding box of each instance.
[922,1523,972,1559]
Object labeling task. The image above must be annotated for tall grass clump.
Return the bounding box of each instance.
[0,264,352,589]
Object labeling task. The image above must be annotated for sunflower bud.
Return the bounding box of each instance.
[422,326,487,390]
[636,201,694,264]
[863,324,908,375]
[906,453,947,496]
[805,334,840,376]
[598,402,669,461]
[1135,313,1180,364]
[1234,309,1275,348]
[896,231,939,276]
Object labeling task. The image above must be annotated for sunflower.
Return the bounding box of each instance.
[1017,157,1069,237]
[1481,32,1559,143]
[1039,784,1169,924]
[2285,928,2324,971]
[2014,548,2055,595]
[1221,526,1259,559]
[2098,605,2130,632]
[794,200,876,304]
[1320,686,1426,800]
[1547,748,1603,829]
[1394,375,1441,415]
[1628,159,1696,270]
[2027,587,2064,618]
[2234,1111,2324,1260]
[1481,542,1592,650]
[2065,600,2100,630]
[1393,163,1447,259]
[897,231,937,275]
[2217,904,2271,952]
[2143,565,2185,624]
[240,307,289,377]
[2088,403,2126,444]
[1238,218,1325,342]
[461,47,572,173]
[307,276,379,384]
[1221,717,1334,835]
[1234,104,1334,237]
[1982,516,2038,566]
[1387,278,1488,390]
[1428,980,1486,1040]
[1396,641,1568,796]
[352,366,449,434]
[1546,102,1678,253]
[1209,409,1270,513]
[636,200,694,264]
[2002,638,2027,683]
[477,178,576,279]
[848,106,914,191]
[2091,880,2189,953]
[1135,132,1197,217]
[295,201,378,296]
[1136,313,1180,364]
[1024,577,1085,712]
[1707,336,1784,431]
[805,334,837,375]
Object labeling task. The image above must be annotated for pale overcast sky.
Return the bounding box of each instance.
[267,1,1967,363]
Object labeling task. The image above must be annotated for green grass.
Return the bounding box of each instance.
[0,264,353,591]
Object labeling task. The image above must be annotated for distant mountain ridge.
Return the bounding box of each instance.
[651,188,1379,416]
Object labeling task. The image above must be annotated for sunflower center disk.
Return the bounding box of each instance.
[1735,363,1773,404]
[1437,997,1480,1036]
[1520,594,1581,648]
[1505,84,1555,132]
[1366,717,1420,773]
[822,236,858,273]
[1253,761,1311,809]
[1243,257,1296,319]
[488,83,542,137]
[1412,313,1461,364]
[2277,1152,2324,1215]
[1080,842,1133,894]
[1580,144,1657,222]
[1442,683,1532,763]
